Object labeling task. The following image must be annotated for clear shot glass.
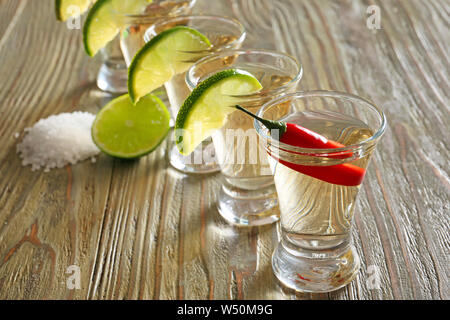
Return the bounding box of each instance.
[144,15,246,174]
[186,49,302,226]
[120,0,197,65]
[97,0,196,93]
[255,91,387,292]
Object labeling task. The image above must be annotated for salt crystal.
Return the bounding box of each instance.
[16,111,100,172]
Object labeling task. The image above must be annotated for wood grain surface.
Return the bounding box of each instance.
[0,0,448,300]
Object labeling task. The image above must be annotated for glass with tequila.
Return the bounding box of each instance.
[144,15,246,174]
[120,0,196,65]
[97,0,196,93]
[255,91,387,292]
[186,50,302,226]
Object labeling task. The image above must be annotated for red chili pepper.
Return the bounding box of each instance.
[280,123,353,159]
[271,155,366,186]
[235,105,365,186]
[282,123,345,149]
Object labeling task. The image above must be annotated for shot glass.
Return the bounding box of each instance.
[120,0,197,65]
[186,50,302,226]
[144,15,246,174]
[97,0,196,93]
[255,91,387,292]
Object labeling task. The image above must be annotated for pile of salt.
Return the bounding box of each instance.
[16,112,100,172]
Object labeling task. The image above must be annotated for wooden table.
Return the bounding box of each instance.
[0,0,448,300]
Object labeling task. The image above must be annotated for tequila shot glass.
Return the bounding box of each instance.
[144,15,246,174]
[97,0,196,93]
[120,0,197,65]
[186,49,302,226]
[255,91,386,292]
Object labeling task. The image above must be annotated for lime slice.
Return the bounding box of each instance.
[128,26,212,104]
[55,0,93,21]
[175,69,262,155]
[83,0,152,57]
[92,93,170,158]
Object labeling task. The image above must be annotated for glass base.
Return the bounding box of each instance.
[96,62,128,94]
[217,183,279,227]
[272,241,360,293]
[168,142,220,174]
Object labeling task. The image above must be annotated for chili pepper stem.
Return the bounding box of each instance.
[234,105,287,136]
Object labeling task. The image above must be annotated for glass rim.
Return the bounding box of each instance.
[143,15,246,47]
[115,0,197,20]
[185,49,303,99]
[254,90,387,155]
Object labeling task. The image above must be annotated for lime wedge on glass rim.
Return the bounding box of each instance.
[92,93,170,159]
[128,26,212,104]
[175,69,263,155]
[55,0,93,21]
[83,0,152,57]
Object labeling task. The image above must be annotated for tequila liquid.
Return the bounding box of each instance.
[270,110,374,251]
